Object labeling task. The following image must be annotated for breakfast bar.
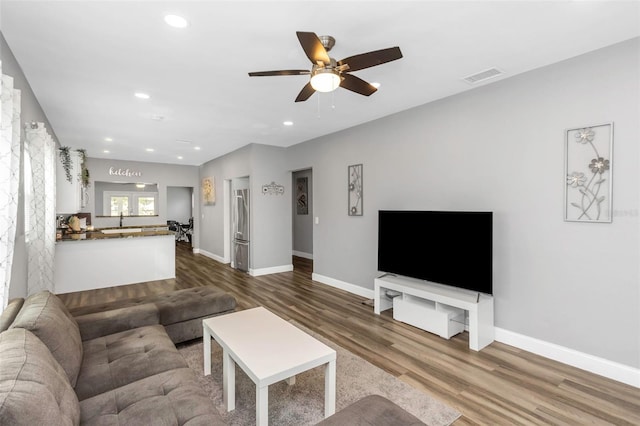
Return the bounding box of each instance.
[54,225,175,294]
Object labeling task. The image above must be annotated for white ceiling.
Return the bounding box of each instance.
[2,1,639,166]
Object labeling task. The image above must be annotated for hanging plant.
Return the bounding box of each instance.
[76,148,90,188]
[58,146,73,183]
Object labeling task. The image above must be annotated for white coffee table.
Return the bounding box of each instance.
[203,307,337,426]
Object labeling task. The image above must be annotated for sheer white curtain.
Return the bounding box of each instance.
[0,67,22,309]
[24,122,56,295]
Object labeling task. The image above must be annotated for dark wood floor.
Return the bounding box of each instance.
[59,242,640,425]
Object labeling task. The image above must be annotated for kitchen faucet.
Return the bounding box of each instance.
[120,212,123,228]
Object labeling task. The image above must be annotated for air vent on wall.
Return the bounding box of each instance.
[462,67,504,84]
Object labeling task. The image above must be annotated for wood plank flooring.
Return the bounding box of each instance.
[58,242,640,425]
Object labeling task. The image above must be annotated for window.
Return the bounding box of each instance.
[103,191,158,216]
[137,197,155,216]
[110,196,130,216]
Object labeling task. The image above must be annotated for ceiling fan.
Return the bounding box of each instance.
[248,31,403,102]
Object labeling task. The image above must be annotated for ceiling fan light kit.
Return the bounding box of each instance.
[310,68,341,92]
[249,31,403,102]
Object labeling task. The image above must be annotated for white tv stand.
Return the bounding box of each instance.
[374,274,494,351]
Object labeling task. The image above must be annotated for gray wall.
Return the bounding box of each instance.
[292,169,313,257]
[83,158,199,245]
[283,38,639,368]
[2,32,58,299]
[199,144,251,259]
[198,144,292,271]
[167,186,193,224]
[249,144,291,270]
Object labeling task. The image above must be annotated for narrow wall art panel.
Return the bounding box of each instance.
[202,176,215,205]
[348,164,363,216]
[564,123,613,222]
[296,177,308,215]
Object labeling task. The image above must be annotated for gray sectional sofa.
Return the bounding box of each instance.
[0,289,425,425]
[0,290,227,424]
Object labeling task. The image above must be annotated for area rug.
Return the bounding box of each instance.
[178,322,461,425]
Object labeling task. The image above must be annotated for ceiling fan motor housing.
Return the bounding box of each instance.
[319,35,335,52]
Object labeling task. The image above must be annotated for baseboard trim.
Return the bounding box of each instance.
[251,264,293,277]
[312,273,374,299]
[292,250,313,260]
[194,248,226,264]
[495,328,640,388]
[309,272,639,388]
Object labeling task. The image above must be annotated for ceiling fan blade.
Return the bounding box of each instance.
[248,70,310,77]
[340,74,377,96]
[296,31,331,65]
[295,82,316,102]
[338,47,403,72]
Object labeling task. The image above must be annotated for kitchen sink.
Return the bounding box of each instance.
[101,228,143,234]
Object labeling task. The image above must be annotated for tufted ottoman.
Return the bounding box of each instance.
[68,286,236,344]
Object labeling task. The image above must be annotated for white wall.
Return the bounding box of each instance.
[284,38,639,369]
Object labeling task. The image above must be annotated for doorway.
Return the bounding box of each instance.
[166,186,194,247]
[292,169,313,274]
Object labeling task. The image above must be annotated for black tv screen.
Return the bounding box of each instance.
[377,210,493,295]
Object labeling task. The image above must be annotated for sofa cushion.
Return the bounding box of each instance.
[317,394,426,426]
[75,324,189,401]
[79,368,223,425]
[0,298,24,332]
[0,328,80,425]
[67,286,236,325]
[74,303,160,341]
[152,287,236,325]
[10,290,83,387]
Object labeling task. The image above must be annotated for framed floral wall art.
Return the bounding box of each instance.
[564,123,613,222]
[202,177,215,205]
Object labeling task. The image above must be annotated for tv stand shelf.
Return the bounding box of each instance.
[374,274,494,351]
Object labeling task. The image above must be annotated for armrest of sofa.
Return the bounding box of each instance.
[74,303,160,341]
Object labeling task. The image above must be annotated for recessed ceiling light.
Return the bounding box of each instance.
[135,92,150,99]
[104,137,113,142]
[371,82,381,89]
[151,115,164,121]
[283,121,293,126]
[146,148,154,152]
[194,146,201,151]
[164,14,189,28]
[177,156,183,160]
[103,150,110,154]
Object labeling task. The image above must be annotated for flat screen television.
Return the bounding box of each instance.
[377,210,493,295]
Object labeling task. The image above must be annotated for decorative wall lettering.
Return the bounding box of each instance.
[262,181,284,195]
[108,166,142,178]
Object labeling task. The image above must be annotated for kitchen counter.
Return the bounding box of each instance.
[54,228,175,294]
[58,229,173,242]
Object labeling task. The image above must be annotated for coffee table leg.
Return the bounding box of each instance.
[324,359,336,418]
[223,349,236,411]
[203,326,211,376]
[257,384,268,426]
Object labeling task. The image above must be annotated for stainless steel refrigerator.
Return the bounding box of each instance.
[232,188,249,272]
